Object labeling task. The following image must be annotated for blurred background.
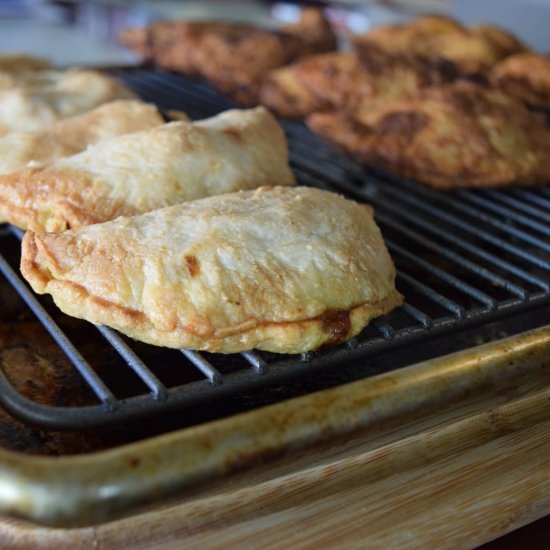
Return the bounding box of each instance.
[0,1,548,66]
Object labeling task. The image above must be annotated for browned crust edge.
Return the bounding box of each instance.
[21,230,403,354]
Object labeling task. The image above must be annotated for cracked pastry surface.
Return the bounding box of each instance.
[0,107,294,232]
[307,81,550,189]
[0,100,167,175]
[353,15,527,75]
[0,69,136,135]
[491,53,550,109]
[21,186,402,354]
[259,62,324,118]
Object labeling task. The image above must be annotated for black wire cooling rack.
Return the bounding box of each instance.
[0,69,548,430]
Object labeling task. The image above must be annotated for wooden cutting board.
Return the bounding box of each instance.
[1,373,549,549]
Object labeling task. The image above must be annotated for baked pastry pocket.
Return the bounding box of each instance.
[21,186,402,354]
[0,107,294,232]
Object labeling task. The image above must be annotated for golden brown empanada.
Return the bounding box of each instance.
[0,100,167,175]
[260,48,458,119]
[307,81,550,189]
[491,53,550,109]
[120,8,336,105]
[0,107,294,232]
[0,69,136,134]
[21,186,402,354]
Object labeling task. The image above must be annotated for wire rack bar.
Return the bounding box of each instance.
[457,190,550,239]
[378,182,550,271]
[395,272,466,320]
[510,189,550,211]
[400,181,550,255]
[473,190,550,229]
[387,240,497,310]
[398,303,433,328]
[378,214,529,300]
[180,350,223,385]
[371,321,395,340]
[241,351,268,374]
[96,325,168,401]
[377,199,550,292]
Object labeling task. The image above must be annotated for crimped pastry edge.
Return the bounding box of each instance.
[21,230,403,354]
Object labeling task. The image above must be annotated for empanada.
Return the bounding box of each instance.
[0,69,136,134]
[21,186,402,354]
[307,81,550,189]
[491,53,550,109]
[260,48,458,119]
[120,8,336,104]
[0,107,294,232]
[0,100,167,175]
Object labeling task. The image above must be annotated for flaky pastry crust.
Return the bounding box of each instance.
[120,8,336,104]
[260,62,326,118]
[353,15,527,75]
[491,53,550,109]
[0,107,294,232]
[21,186,402,354]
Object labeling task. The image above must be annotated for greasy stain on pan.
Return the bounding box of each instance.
[0,69,549,432]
